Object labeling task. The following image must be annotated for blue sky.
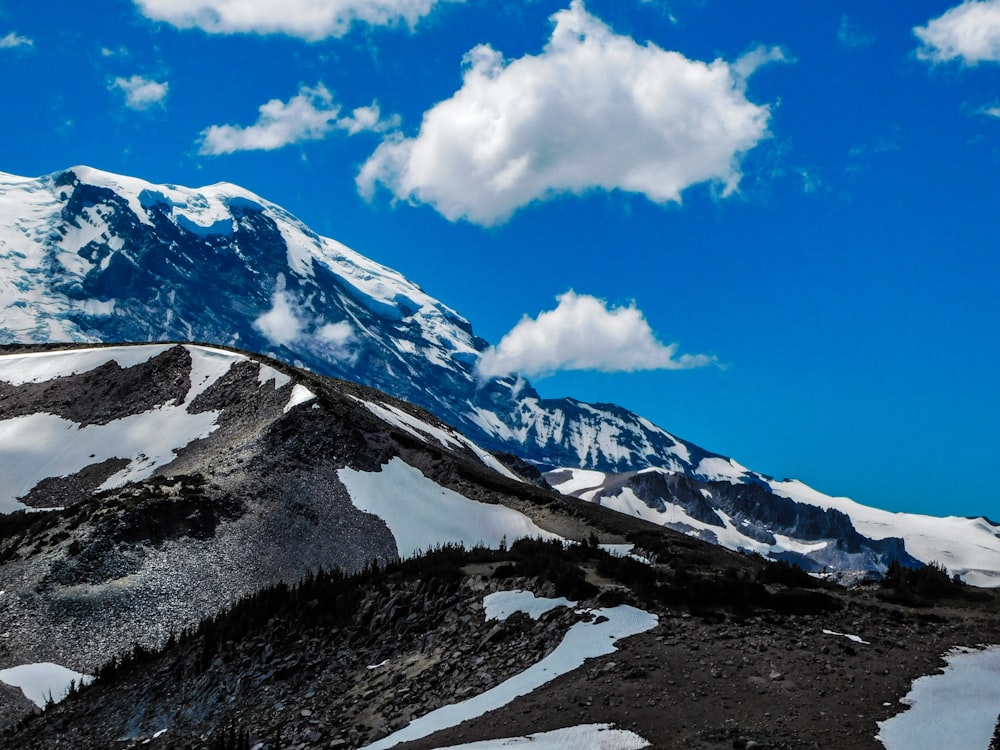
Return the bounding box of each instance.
[0,0,997,518]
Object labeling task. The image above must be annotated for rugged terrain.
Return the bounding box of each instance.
[4,539,1000,750]
[2,167,998,580]
[0,344,998,749]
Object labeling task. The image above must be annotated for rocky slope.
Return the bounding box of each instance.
[1,167,998,582]
[0,342,607,728]
[4,537,1000,750]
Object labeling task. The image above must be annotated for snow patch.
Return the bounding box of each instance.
[338,458,558,559]
[483,590,573,622]
[0,345,246,513]
[696,456,750,484]
[877,645,1000,750]
[350,396,520,481]
[0,662,93,708]
[283,383,316,413]
[425,724,651,750]
[363,603,658,749]
[821,629,869,645]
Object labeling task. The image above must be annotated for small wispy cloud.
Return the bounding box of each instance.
[133,0,459,41]
[981,105,1000,118]
[838,15,875,48]
[475,291,717,380]
[0,31,33,50]
[915,0,1000,64]
[110,75,169,110]
[198,84,396,155]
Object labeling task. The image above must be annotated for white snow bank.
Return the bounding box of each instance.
[338,458,559,558]
[0,662,93,708]
[426,723,650,749]
[362,603,658,750]
[877,645,1000,750]
[0,405,221,513]
[483,590,573,622]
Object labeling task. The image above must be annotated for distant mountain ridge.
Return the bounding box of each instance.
[2,166,998,583]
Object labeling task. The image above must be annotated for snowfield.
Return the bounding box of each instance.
[338,458,559,558]
[548,466,1000,587]
[877,645,1000,750]
[362,593,658,750]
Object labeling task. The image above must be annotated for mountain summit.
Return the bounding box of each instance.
[1,166,997,582]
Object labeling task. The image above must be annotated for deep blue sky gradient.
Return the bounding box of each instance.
[0,0,996,517]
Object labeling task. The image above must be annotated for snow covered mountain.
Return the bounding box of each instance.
[1,166,996,582]
[0,166,712,475]
[547,467,1000,587]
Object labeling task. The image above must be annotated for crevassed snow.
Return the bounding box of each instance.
[1,166,482,367]
[0,662,93,708]
[769,479,1000,587]
[483,590,573,622]
[283,383,316,413]
[425,723,650,750]
[877,645,1000,750]
[362,603,658,750]
[338,458,559,558]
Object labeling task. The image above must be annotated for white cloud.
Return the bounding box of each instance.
[318,320,355,345]
[838,15,875,48]
[198,84,393,155]
[254,280,304,346]
[0,32,33,50]
[133,0,459,40]
[915,0,1000,64]
[358,0,779,226]
[475,291,716,380]
[110,75,169,110]
[982,105,1000,117]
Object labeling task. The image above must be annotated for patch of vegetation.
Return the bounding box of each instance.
[757,559,820,589]
[878,560,984,606]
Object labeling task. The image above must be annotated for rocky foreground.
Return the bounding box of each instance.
[4,538,1000,750]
